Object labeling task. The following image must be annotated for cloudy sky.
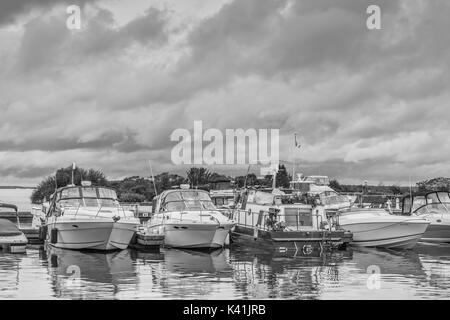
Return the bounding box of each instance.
[0,0,449,186]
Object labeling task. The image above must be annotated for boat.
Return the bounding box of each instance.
[43,182,140,251]
[144,186,235,249]
[0,202,27,253]
[400,191,450,243]
[338,208,430,249]
[231,188,352,257]
[290,174,430,249]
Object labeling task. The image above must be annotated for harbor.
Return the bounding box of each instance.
[0,172,450,300]
[1,243,450,299]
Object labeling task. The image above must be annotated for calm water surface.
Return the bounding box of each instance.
[0,243,449,300]
[1,188,449,299]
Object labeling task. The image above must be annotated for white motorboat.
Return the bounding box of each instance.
[338,208,430,249]
[401,191,450,243]
[43,182,140,251]
[0,203,27,253]
[146,187,235,249]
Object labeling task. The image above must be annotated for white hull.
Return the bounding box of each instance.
[340,214,430,249]
[46,220,138,251]
[162,223,233,249]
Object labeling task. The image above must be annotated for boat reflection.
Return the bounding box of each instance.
[130,248,234,299]
[415,242,450,294]
[163,248,232,275]
[229,244,353,299]
[43,245,138,299]
[350,247,426,277]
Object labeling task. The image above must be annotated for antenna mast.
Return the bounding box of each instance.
[148,160,158,196]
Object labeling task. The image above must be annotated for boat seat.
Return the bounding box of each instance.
[0,219,22,236]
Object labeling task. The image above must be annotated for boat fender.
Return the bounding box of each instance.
[50,228,58,244]
[253,227,258,240]
[39,225,48,241]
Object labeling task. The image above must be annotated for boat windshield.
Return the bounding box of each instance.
[161,190,216,212]
[414,192,450,215]
[319,191,350,207]
[57,187,119,208]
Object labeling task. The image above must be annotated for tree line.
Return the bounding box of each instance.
[30,164,450,204]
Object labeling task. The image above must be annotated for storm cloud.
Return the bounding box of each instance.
[0,0,449,185]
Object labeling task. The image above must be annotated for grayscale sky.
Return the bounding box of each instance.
[0,0,449,186]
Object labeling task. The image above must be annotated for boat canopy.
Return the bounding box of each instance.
[158,189,216,212]
[0,203,18,212]
[402,191,450,214]
[53,186,119,208]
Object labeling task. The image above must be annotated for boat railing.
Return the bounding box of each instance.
[232,209,329,232]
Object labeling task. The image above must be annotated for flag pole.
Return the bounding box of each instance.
[71,162,75,185]
[148,160,158,196]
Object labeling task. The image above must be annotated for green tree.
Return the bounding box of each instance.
[329,179,342,192]
[186,167,212,188]
[417,177,450,193]
[264,165,291,188]
[31,166,108,203]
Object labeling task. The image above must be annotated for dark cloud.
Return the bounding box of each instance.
[0,129,146,152]
[0,0,94,26]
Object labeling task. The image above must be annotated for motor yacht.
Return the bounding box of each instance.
[338,208,430,249]
[0,202,27,253]
[289,174,430,249]
[145,186,235,249]
[401,191,450,243]
[43,182,140,251]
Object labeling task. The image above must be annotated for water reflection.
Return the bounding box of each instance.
[229,245,353,299]
[44,246,138,299]
[0,243,449,299]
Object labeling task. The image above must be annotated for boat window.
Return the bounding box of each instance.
[202,201,216,210]
[61,188,80,199]
[426,193,440,204]
[437,192,450,203]
[99,199,117,207]
[412,196,427,212]
[163,201,186,211]
[403,197,412,214]
[82,187,98,198]
[59,198,83,207]
[181,191,211,201]
[84,198,99,207]
[98,188,118,199]
[161,190,217,211]
[164,192,183,202]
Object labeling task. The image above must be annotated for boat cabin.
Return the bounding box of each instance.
[152,189,217,213]
[235,189,326,231]
[47,185,120,215]
[402,191,450,215]
[210,189,236,208]
[289,174,334,194]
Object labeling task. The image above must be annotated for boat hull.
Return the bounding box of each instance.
[341,220,429,249]
[421,223,450,243]
[163,223,233,249]
[46,220,138,251]
[231,225,349,257]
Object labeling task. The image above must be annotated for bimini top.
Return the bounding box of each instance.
[156,189,216,212]
[52,185,119,208]
[402,191,450,214]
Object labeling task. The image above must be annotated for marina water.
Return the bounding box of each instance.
[1,189,449,299]
[0,244,450,299]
